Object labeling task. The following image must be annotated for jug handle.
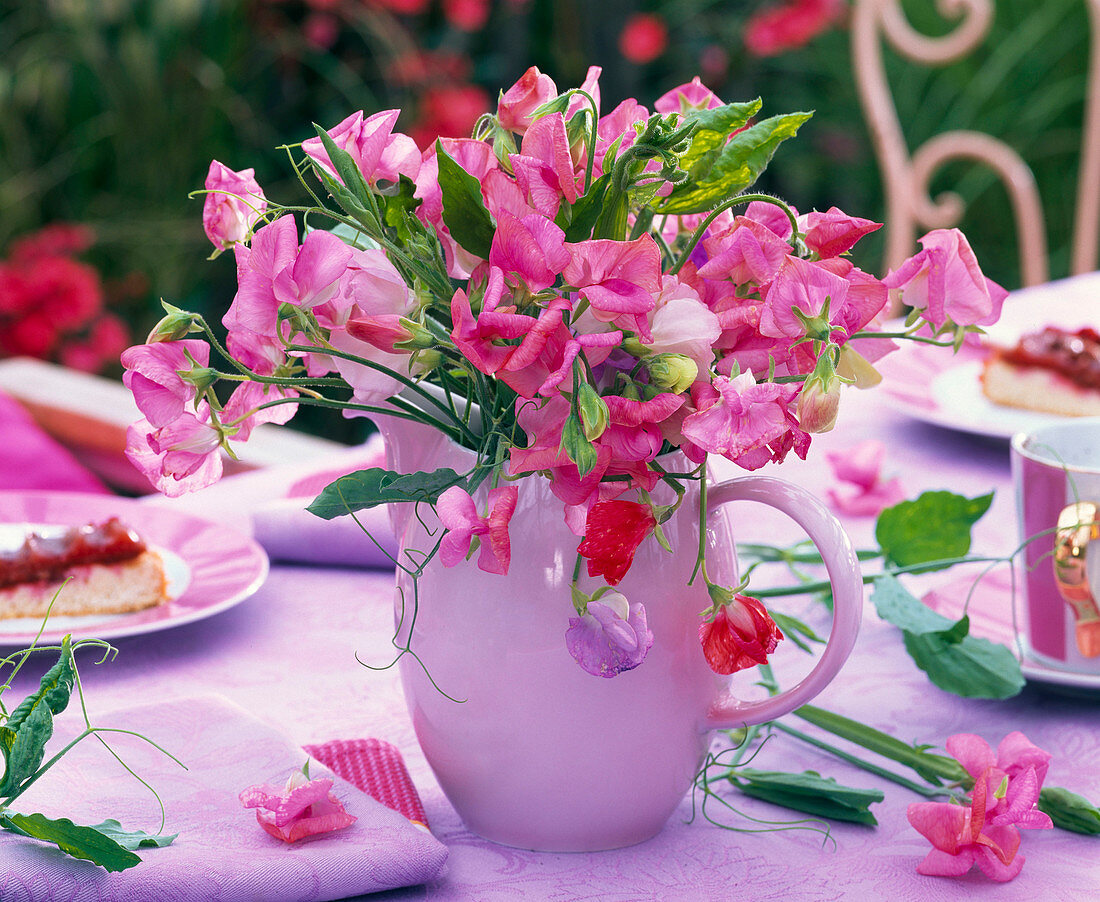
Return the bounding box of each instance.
[702,475,863,730]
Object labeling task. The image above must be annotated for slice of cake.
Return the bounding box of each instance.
[981,326,1100,417]
[0,517,168,619]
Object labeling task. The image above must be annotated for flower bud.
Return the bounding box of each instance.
[647,353,698,394]
[796,374,841,434]
[179,363,219,397]
[560,414,598,477]
[1039,787,1100,835]
[576,382,609,441]
[146,306,199,343]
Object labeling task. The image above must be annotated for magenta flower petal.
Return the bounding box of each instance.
[240,773,357,844]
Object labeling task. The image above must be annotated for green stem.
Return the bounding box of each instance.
[670,193,799,276]
[850,330,954,347]
[771,722,951,799]
[750,554,1011,598]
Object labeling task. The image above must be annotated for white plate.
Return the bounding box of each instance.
[877,343,1068,440]
[0,491,268,646]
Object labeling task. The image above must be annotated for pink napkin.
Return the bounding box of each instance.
[0,390,108,494]
[0,694,447,901]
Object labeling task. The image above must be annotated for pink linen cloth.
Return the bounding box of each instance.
[0,694,447,901]
[0,391,108,493]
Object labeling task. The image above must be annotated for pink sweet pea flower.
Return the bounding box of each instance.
[240,769,357,844]
[302,109,421,187]
[125,404,224,497]
[121,339,211,428]
[221,380,298,441]
[653,76,723,113]
[882,228,1008,330]
[745,200,796,240]
[800,207,882,259]
[509,112,578,218]
[907,731,1053,882]
[488,211,570,292]
[681,372,810,470]
[759,254,850,340]
[437,484,519,575]
[563,235,662,338]
[272,228,353,311]
[202,161,267,251]
[698,216,792,287]
[566,591,654,677]
[497,66,558,135]
[825,440,905,517]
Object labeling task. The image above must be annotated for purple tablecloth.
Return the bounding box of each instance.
[4,289,1100,898]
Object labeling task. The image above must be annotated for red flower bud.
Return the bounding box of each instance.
[699,595,783,674]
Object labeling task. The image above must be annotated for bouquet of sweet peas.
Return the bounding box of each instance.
[121,66,1005,679]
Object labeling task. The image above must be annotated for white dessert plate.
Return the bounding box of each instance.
[0,491,268,646]
[922,568,1100,694]
[876,342,1068,441]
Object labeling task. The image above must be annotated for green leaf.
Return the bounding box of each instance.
[306,466,468,520]
[676,100,762,183]
[435,141,495,259]
[562,174,610,242]
[0,641,75,797]
[1038,787,1100,834]
[380,174,424,243]
[903,629,1025,699]
[875,491,993,569]
[731,769,884,826]
[88,818,178,850]
[871,574,961,636]
[871,576,1024,700]
[1,813,141,872]
[312,124,375,209]
[654,111,812,215]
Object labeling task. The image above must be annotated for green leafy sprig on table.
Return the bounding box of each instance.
[1,631,182,872]
[693,489,1100,835]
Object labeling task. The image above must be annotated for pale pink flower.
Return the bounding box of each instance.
[240,769,357,844]
[125,406,223,497]
[565,591,653,678]
[437,484,519,575]
[680,372,809,470]
[563,235,662,338]
[825,441,904,517]
[565,65,603,121]
[882,228,1007,329]
[800,207,882,259]
[644,278,720,374]
[653,76,723,113]
[497,66,558,134]
[302,109,420,187]
[488,211,570,292]
[121,339,211,428]
[202,161,267,250]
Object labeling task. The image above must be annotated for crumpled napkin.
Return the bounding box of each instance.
[0,390,108,494]
[0,694,447,902]
[144,435,399,569]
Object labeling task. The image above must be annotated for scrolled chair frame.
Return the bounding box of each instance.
[852,0,1100,285]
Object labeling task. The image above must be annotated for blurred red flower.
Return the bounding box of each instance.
[0,224,132,373]
[442,0,490,31]
[619,13,668,64]
[744,0,844,57]
[409,83,491,149]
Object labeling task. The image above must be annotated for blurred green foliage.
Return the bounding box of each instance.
[0,0,1093,438]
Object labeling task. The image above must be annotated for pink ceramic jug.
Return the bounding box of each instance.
[377,415,862,852]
